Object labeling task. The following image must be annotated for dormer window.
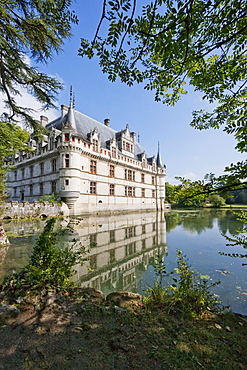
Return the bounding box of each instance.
[64,133,70,142]
[111,147,116,158]
[93,139,98,152]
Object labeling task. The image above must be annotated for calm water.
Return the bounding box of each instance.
[0,209,246,315]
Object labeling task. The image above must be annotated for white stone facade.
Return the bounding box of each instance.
[6,101,166,215]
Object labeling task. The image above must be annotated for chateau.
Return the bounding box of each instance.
[6,98,166,215]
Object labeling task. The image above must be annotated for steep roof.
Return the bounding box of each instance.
[46,105,144,157]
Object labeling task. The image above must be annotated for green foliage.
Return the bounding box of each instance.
[220,210,247,259]
[209,194,226,208]
[144,250,221,317]
[1,0,77,129]
[166,178,208,207]
[80,0,247,151]
[1,218,86,294]
[0,0,77,204]
[39,193,62,204]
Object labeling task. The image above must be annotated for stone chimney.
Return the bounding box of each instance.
[40,115,48,127]
[61,104,69,117]
[104,118,110,127]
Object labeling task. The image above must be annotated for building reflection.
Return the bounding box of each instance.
[1,212,167,294]
[71,212,167,295]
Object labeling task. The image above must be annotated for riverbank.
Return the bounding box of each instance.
[0,288,246,370]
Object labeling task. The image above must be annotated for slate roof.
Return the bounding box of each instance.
[46,105,164,167]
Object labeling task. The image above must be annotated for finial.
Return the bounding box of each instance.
[73,93,75,109]
[70,85,73,107]
[138,133,140,143]
[158,141,160,152]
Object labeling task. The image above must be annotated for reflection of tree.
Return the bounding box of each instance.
[217,211,244,236]
[165,212,182,232]
[165,209,243,235]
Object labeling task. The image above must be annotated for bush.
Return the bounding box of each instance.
[1,218,86,296]
[144,250,221,317]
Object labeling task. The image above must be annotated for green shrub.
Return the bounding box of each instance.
[1,218,86,296]
[144,250,221,317]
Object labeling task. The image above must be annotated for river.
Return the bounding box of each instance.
[0,209,246,315]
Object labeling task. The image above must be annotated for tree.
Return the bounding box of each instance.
[0,1,77,242]
[209,194,226,207]
[79,0,247,191]
[0,0,77,137]
[79,0,246,150]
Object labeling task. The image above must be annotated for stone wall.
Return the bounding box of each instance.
[1,201,69,219]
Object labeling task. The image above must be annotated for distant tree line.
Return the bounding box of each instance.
[165,181,247,207]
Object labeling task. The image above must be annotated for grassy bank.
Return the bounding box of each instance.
[0,289,246,370]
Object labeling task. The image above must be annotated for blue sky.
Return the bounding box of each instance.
[6,1,247,184]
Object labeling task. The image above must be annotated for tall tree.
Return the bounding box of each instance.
[0,0,77,137]
[0,0,77,234]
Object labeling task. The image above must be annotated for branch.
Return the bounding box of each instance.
[185,181,247,199]
[92,0,107,45]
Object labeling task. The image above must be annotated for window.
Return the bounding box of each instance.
[109,165,115,177]
[14,187,17,197]
[72,136,75,142]
[141,188,145,198]
[92,139,98,152]
[109,249,115,263]
[52,181,56,193]
[64,133,69,142]
[152,176,155,185]
[125,242,136,256]
[109,184,115,196]
[128,186,132,197]
[112,147,116,158]
[40,183,43,195]
[29,184,33,196]
[14,171,17,181]
[52,159,57,172]
[65,154,69,168]
[142,239,146,250]
[90,160,97,174]
[125,186,135,197]
[126,142,130,151]
[21,168,25,179]
[90,255,97,270]
[65,179,69,186]
[40,162,44,175]
[142,225,146,234]
[90,234,97,245]
[30,165,33,178]
[141,173,145,183]
[126,169,135,181]
[110,230,115,243]
[90,181,96,194]
[125,226,136,238]
[125,169,127,180]
[152,189,155,198]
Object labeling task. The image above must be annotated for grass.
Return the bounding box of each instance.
[0,292,246,369]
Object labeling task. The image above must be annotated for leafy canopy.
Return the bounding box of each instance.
[79,0,247,152]
[0,0,77,202]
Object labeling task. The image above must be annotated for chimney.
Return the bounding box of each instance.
[40,115,48,127]
[61,104,69,117]
[104,118,110,127]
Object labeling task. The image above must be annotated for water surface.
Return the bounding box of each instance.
[1,209,246,314]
